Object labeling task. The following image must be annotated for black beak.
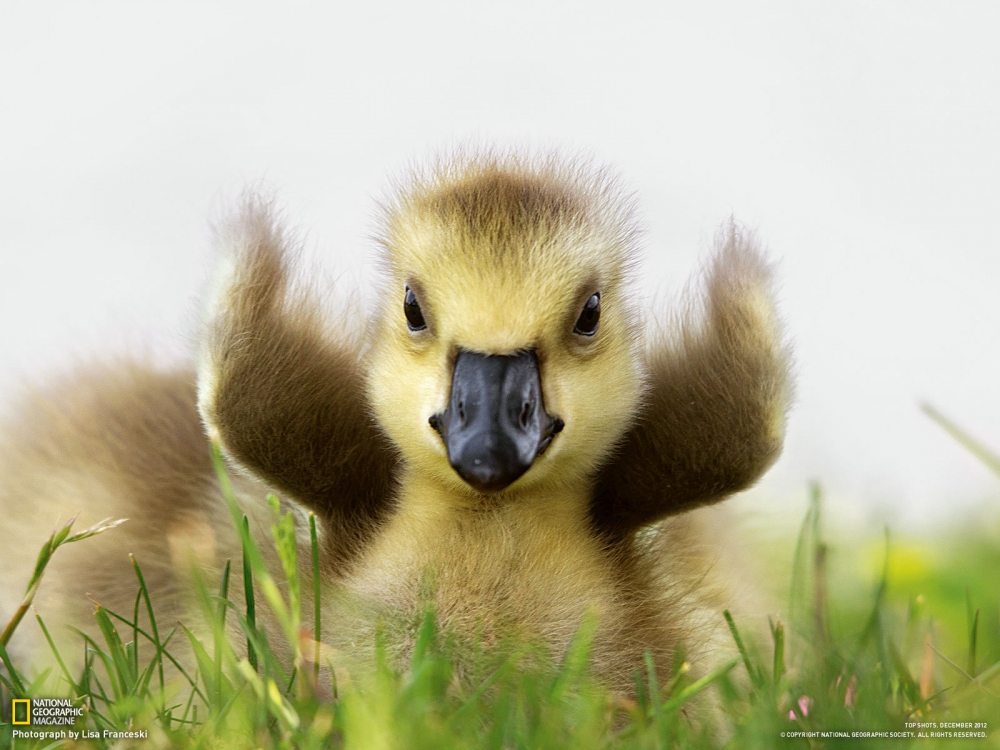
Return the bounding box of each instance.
[429,349,564,493]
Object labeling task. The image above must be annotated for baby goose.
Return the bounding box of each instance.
[0,152,790,698]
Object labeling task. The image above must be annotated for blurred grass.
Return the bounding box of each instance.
[1,427,999,748]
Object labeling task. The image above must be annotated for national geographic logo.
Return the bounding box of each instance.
[9,698,83,726]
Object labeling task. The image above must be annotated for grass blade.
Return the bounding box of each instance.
[770,616,785,684]
[922,403,1000,478]
[724,610,762,689]
[241,514,258,673]
[661,658,740,713]
[310,512,321,686]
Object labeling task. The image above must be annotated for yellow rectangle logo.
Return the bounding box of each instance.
[12,698,31,725]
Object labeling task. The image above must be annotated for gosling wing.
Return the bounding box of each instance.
[198,198,399,562]
[591,223,792,537]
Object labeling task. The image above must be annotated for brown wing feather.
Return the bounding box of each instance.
[198,197,399,562]
[591,223,792,537]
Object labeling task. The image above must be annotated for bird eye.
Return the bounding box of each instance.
[573,293,601,336]
[404,286,427,331]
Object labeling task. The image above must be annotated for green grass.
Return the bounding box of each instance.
[2,427,999,748]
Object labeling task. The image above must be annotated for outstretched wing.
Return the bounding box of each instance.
[198,197,398,561]
[591,224,792,537]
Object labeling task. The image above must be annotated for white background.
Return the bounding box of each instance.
[2,1,998,532]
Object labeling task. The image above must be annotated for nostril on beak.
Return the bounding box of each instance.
[458,400,465,424]
[519,401,531,429]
